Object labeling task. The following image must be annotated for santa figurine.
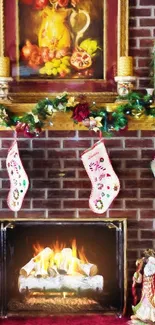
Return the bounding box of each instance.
[151,157,155,177]
[131,250,155,323]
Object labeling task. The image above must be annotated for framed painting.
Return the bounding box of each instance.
[2,0,129,102]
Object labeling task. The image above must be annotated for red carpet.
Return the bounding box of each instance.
[0,315,130,325]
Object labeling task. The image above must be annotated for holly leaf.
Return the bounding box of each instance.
[149,107,155,117]
[112,112,128,131]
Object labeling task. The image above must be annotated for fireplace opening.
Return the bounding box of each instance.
[0,218,127,317]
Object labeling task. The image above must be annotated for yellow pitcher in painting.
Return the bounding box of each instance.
[38,6,90,51]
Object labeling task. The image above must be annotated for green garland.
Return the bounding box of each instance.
[0,92,154,137]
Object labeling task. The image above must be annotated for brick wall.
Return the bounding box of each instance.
[129,0,155,89]
[0,0,155,304]
[0,129,155,278]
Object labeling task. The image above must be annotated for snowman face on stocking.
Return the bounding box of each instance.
[81,139,120,214]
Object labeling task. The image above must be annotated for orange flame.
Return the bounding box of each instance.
[32,239,88,275]
[52,240,65,253]
[71,239,77,258]
[78,246,88,264]
[33,242,45,256]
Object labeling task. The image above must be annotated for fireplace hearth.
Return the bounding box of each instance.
[0,218,127,318]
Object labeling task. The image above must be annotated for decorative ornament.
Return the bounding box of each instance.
[81,139,120,214]
[131,251,155,323]
[6,140,29,211]
[131,109,145,118]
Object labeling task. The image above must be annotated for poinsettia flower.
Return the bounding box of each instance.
[66,97,79,108]
[58,103,66,111]
[15,122,27,133]
[89,116,103,132]
[0,109,10,125]
[72,103,90,122]
[0,110,8,120]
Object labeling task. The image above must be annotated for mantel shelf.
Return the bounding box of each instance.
[0,100,154,131]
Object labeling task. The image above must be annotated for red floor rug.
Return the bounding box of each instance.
[0,316,131,325]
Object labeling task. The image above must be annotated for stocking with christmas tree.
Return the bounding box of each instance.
[6,140,29,211]
[81,139,120,214]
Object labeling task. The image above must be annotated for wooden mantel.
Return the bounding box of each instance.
[0,96,155,131]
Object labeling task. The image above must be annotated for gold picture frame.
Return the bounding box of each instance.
[0,0,129,103]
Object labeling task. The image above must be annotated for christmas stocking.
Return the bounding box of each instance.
[6,140,29,212]
[81,139,120,214]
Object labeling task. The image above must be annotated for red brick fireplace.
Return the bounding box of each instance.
[0,218,126,317]
[0,0,155,318]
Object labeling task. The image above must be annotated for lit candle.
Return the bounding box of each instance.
[118,56,133,77]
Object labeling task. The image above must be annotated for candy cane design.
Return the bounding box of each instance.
[10,160,19,175]
[89,160,106,172]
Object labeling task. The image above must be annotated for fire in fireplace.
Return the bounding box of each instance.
[0,218,127,317]
[19,239,103,294]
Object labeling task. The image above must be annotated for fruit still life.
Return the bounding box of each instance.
[19,0,103,79]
